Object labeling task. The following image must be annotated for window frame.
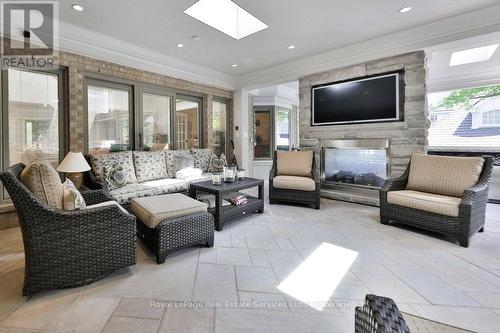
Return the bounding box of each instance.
[175,94,204,150]
[84,77,135,154]
[0,67,68,202]
[212,97,230,156]
[138,84,176,151]
[84,73,207,153]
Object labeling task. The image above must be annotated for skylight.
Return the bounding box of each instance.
[184,0,268,40]
[449,44,499,66]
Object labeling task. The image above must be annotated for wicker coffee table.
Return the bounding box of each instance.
[189,178,264,231]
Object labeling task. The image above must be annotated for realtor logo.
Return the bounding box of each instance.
[1,1,58,68]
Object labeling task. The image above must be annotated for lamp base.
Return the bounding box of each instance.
[66,172,83,189]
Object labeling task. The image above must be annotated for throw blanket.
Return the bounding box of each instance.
[176,167,203,180]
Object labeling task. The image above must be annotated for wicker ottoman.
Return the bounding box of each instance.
[132,194,214,264]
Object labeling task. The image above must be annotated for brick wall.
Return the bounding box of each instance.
[58,51,233,152]
[299,51,427,177]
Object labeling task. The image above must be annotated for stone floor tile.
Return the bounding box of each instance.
[235,266,279,293]
[113,297,165,319]
[192,264,237,303]
[159,306,214,333]
[102,316,160,333]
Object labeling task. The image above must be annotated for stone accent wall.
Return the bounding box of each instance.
[57,51,233,152]
[299,51,427,177]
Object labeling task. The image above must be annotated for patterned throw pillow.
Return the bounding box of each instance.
[62,179,86,210]
[132,151,168,183]
[191,148,212,172]
[208,153,227,173]
[103,160,127,190]
[165,150,191,177]
[175,154,195,171]
[90,151,137,184]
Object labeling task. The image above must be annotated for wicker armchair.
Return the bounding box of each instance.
[355,294,410,333]
[0,163,137,296]
[269,151,321,209]
[380,155,493,247]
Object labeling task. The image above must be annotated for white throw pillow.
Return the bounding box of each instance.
[176,167,203,180]
[62,179,86,210]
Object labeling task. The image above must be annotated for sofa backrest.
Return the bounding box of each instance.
[406,153,484,197]
[276,151,314,177]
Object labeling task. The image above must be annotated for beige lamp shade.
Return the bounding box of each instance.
[57,152,91,173]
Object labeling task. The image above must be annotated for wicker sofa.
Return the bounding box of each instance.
[380,153,493,247]
[0,163,137,296]
[269,150,321,209]
[84,149,217,210]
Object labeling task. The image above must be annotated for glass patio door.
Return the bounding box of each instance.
[142,92,173,151]
[175,96,202,149]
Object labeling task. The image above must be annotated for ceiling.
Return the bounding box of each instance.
[58,0,500,81]
[427,31,500,92]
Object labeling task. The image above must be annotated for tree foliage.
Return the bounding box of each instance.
[439,85,500,110]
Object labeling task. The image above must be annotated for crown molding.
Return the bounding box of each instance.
[235,4,500,90]
[57,21,237,91]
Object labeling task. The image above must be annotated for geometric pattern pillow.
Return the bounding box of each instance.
[191,148,212,172]
[90,151,137,184]
[62,179,86,210]
[103,160,127,190]
[208,153,228,173]
[132,151,168,183]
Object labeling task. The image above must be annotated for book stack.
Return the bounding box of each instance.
[229,194,247,206]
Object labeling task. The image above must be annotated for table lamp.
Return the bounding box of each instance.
[57,152,91,189]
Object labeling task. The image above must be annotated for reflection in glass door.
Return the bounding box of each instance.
[7,69,60,168]
[212,100,227,156]
[254,108,272,159]
[175,97,201,149]
[142,93,172,151]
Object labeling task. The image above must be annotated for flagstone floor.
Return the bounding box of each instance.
[1,191,500,333]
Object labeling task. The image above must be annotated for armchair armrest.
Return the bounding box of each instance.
[81,189,114,206]
[381,165,410,193]
[460,181,490,207]
[269,158,277,181]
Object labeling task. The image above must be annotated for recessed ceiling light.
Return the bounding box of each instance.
[398,6,412,13]
[232,64,238,68]
[288,45,296,50]
[176,43,184,48]
[184,0,268,40]
[193,35,201,41]
[450,44,499,66]
[71,4,84,11]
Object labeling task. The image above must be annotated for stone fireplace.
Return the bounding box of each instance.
[298,51,427,205]
[321,139,389,189]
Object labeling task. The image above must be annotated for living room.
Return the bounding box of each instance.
[1,1,500,332]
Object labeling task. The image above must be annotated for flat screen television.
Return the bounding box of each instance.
[312,73,400,125]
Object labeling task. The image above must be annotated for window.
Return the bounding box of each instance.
[427,85,500,150]
[175,96,202,149]
[275,107,291,151]
[1,68,66,201]
[6,69,63,167]
[482,110,500,125]
[212,99,228,156]
[142,93,172,151]
[254,108,272,159]
[87,82,132,154]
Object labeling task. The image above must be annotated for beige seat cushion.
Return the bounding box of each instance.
[387,190,462,217]
[276,151,313,177]
[273,175,316,192]
[406,153,484,197]
[21,159,63,209]
[131,193,207,228]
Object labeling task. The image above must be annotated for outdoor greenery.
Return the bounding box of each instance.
[439,85,500,110]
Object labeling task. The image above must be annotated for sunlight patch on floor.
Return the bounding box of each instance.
[277,242,358,311]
